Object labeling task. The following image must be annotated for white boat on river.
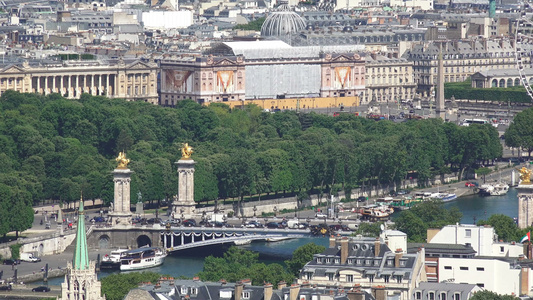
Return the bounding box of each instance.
[120,246,167,271]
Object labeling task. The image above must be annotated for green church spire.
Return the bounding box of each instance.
[73,196,89,270]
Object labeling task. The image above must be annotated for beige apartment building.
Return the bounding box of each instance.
[405,39,522,98]
[365,52,417,103]
[0,59,158,103]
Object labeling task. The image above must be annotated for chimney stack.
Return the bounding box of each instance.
[278,281,287,289]
[290,284,301,300]
[235,281,243,300]
[374,238,381,257]
[347,289,364,300]
[394,249,403,268]
[372,286,386,300]
[341,237,349,264]
[329,235,336,248]
[264,283,273,300]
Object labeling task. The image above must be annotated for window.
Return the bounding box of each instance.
[368,275,374,283]
[243,291,251,299]
[441,292,447,300]
[415,291,421,299]
[465,229,471,238]
[357,259,362,265]
[444,266,452,270]
[476,267,484,271]
[325,258,331,263]
[181,287,188,294]
[328,274,334,281]
[384,275,390,283]
[335,258,340,264]
[429,292,435,300]
[477,283,484,288]
[453,293,461,300]
[460,267,468,271]
[346,275,353,282]
[500,246,504,253]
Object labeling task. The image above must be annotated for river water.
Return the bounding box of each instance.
[43,189,519,285]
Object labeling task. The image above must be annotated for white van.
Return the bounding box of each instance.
[20,253,41,262]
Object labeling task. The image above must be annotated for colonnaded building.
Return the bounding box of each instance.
[159,40,368,108]
[0,58,159,104]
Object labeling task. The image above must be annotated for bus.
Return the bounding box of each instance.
[333,111,359,117]
[461,119,490,126]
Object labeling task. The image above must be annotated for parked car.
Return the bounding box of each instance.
[465,181,478,187]
[357,196,367,202]
[329,224,350,232]
[266,222,283,229]
[182,219,197,227]
[2,259,20,265]
[32,286,51,292]
[0,285,12,291]
[397,189,410,195]
[244,221,263,228]
[90,216,106,223]
[146,218,162,225]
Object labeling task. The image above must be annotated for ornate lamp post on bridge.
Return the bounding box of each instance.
[253,206,257,218]
[273,206,277,218]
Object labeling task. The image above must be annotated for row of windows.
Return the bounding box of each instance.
[443,266,485,271]
[316,257,406,267]
[415,291,462,300]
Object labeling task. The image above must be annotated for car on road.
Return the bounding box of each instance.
[90,216,106,223]
[266,222,283,229]
[397,189,410,195]
[0,285,12,291]
[357,196,367,202]
[2,259,20,265]
[465,181,478,187]
[315,212,328,218]
[182,219,197,227]
[244,221,263,228]
[32,286,51,292]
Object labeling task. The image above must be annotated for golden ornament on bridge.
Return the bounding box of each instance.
[518,166,532,184]
[116,151,130,169]
[181,143,193,159]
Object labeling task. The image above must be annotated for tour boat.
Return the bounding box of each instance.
[120,246,167,271]
[101,248,128,269]
[429,192,458,202]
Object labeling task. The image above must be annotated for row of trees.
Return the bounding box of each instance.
[0,92,504,236]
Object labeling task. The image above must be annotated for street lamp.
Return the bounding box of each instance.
[273,206,277,218]
[294,206,298,219]
[253,206,257,218]
[180,208,184,220]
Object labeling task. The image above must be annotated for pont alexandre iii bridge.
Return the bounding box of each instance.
[86,225,312,252]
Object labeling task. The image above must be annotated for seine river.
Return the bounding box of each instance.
[43,188,518,285]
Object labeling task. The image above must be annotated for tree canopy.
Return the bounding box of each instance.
[0,92,503,233]
[101,271,161,300]
[469,290,519,300]
[394,200,463,242]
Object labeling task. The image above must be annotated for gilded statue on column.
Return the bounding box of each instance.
[181,143,194,159]
[518,166,532,184]
[116,151,130,169]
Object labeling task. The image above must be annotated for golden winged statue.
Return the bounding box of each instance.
[181,143,194,159]
[116,151,130,169]
[518,166,532,184]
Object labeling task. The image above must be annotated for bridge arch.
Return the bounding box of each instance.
[98,234,111,249]
[137,235,152,248]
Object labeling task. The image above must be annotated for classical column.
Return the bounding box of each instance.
[98,75,102,95]
[52,76,56,93]
[109,152,133,227]
[67,75,71,98]
[14,77,17,91]
[106,74,110,97]
[60,75,64,96]
[36,76,40,94]
[75,75,79,97]
[172,143,196,218]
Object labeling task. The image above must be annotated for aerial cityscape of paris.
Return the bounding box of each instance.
[1,0,533,299]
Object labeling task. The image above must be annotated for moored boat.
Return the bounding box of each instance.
[101,248,128,269]
[478,184,494,196]
[120,246,166,271]
[490,183,509,196]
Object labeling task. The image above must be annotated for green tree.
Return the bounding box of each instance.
[505,107,533,156]
[233,17,266,31]
[285,243,325,276]
[355,222,383,237]
[469,290,519,300]
[477,214,521,242]
[395,200,462,242]
[101,272,161,300]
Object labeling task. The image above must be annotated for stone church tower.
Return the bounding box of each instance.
[61,198,106,300]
